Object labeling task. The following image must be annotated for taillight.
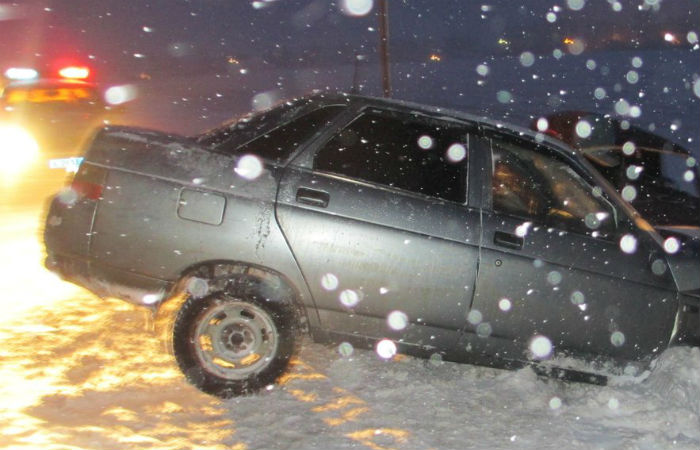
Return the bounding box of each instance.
[71,163,106,200]
[71,179,103,200]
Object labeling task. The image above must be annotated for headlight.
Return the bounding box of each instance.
[0,124,40,178]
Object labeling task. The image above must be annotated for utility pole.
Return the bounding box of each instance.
[377,0,391,97]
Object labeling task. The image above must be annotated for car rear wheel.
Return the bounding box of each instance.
[173,289,296,398]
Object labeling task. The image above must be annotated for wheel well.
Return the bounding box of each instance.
[159,261,309,334]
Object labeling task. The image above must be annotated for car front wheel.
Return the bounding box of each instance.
[173,289,296,398]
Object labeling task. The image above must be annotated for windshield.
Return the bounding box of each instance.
[541,112,700,226]
[586,147,700,226]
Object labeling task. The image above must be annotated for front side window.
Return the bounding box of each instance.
[491,139,616,235]
[313,111,468,203]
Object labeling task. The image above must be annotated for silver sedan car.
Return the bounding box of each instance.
[44,93,700,398]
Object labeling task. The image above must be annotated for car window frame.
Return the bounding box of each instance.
[233,104,348,165]
[482,133,624,241]
[309,106,473,205]
[197,101,349,166]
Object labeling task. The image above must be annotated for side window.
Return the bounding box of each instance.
[491,139,616,236]
[203,105,345,163]
[235,105,345,163]
[313,111,468,203]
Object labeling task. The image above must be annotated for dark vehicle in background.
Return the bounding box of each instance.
[532,111,700,238]
[43,94,700,398]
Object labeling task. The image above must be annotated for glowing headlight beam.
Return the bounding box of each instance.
[0,125,40,177]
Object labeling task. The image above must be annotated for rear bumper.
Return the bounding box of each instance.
[45,252,172,309]
[44,185,174,309]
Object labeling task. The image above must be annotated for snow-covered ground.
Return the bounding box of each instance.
[1,209,699,450]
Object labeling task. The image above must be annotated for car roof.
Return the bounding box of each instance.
[301,91,581,159]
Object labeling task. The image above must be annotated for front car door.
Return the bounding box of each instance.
[469,133,679,374]
[276,106,482,356]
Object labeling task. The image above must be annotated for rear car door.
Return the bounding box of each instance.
[469,134,678,370]
[276,107,481,353]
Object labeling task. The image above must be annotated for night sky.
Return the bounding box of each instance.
[1,0,698,144]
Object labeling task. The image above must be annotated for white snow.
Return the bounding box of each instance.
[1,210,699,449]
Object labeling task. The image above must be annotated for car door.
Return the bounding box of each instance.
[276,107,482,353]
[468,134,678,370]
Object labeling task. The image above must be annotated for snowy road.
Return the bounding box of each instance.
[1,203,699,450]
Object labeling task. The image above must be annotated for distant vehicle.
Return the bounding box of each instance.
[44,94,700,398]
[531,111,700,237]
[0,64,123,175]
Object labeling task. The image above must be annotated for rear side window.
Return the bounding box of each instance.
[234,105,345,163]
[313,111,469,203]
[201,104,345,163]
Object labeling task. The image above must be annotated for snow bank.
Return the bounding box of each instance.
[249,341,700,450]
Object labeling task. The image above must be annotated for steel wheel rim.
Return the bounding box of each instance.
[193,300,279,380]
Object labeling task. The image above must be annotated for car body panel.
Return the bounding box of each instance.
[46,127,319,322]
[277,167,481,338]
[473,212,677,362]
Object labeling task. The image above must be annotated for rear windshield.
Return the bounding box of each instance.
[196,100,346,164]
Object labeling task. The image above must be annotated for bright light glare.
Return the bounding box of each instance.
[619,234,638,254]
[663,237,680,254]
[530,335,553,359]
[321,273,339,291]
[4,67,38,80]
[417,135,434,150]
[498,298,512,312]
[387,310,409,330]
[446,143,467,162]
[58,66,90,79]
[0,125,39,178]
[339,289,360,308]
[340,0,373,16]
[234,154,264,180]
[376,339,397,359]
[104,84,138,105]
[664,32,678,43]
[575,120,592,138]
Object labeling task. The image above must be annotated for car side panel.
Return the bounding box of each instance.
[51,128,318,321]
[276,166,481,348]
[473,214,678,364]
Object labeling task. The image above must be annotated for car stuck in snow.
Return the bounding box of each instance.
[43,93,700,398]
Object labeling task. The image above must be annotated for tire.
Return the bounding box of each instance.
[172,284,297,398]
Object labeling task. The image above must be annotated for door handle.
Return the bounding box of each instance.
[494,231,524,250]
[296,187,330,208]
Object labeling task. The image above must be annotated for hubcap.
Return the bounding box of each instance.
[193,300,279,380]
